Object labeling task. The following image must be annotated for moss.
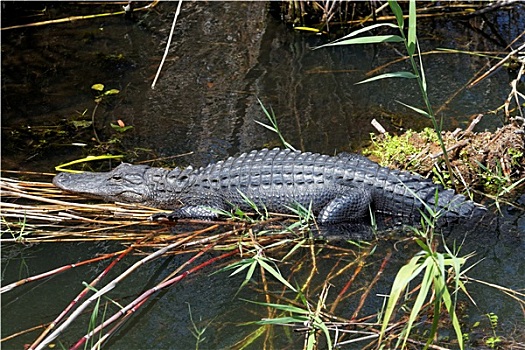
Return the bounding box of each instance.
[364,130,423,170]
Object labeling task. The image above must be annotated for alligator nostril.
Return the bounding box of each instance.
[53,172,68,186]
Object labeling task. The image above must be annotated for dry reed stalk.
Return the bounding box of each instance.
[1,1,159,31]
[1,176,164,242]
[69,248,240,350]
[0,249,128,294]
[30,223,238,350]
[330,257,366,313]
[28,242,139,349]
[0,324,50,343]
[351,251,392,320]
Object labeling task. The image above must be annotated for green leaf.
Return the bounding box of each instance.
[314,317,333,349]
[257,258,297,292]
[439,279,464,349]
[407,0,417,56]
[256,316,309,325]
[379,254,425,343]
[416,41,427,93]
[91,83,104,91]
[244,300,309,315]
[225,258,255,276]
[388,0,405,29]
[110,123,134,132]
[400,260,434,348]
[238,260,257,292]
[396,100,430,117]
[71,120,92,128]
[318,35,404,48]
[355,71,417,85]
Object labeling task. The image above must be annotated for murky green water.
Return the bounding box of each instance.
[2,2,524,349]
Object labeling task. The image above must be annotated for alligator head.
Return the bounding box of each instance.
[53,163,155,205]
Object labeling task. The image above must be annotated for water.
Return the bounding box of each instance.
[2,2,524,349]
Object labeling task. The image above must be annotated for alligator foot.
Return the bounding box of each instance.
[149,212,179,222]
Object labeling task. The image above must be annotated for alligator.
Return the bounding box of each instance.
[53,148,485,226]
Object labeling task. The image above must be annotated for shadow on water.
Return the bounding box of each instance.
[1,2,524,349]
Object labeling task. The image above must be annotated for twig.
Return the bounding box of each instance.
[469,42,525,88]
[330,257,366,313]
[91,102,101,144]
[430,140,469,159]
[371,118,387,134]
[505,61,525,119]
[151,0,183,89]
[464,114,483,134]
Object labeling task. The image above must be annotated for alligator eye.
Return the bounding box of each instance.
[112,175,122,181]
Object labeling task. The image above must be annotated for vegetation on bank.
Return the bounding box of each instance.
[364,123,525,198]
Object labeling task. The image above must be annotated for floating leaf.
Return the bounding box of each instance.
[104,89,120,96]
[55,154,124,173]
[294,26,320,33]
[91,83,105,91]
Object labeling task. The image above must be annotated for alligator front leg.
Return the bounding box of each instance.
[317,188,372,224]
[150,206,220,221]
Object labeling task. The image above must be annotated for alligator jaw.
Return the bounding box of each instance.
[52,164,151,204]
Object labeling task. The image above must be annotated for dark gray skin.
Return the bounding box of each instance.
[53,148,485,225]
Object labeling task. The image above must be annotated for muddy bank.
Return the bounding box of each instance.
[366,120,525,197]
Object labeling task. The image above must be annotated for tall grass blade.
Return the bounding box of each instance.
[256,98,295,151]
[434,271,464,349]
[407,0,417,56]
[379,254,425,343]
[388,0,405,29]
[401,261,434,348]
[55,155,124,173]
[416,40,427,93]
[318,35,404,47]
[313,23,398,49]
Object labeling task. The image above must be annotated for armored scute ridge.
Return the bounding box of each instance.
[53,148,485,225]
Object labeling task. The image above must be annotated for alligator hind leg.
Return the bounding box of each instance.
[317,188,372,224]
